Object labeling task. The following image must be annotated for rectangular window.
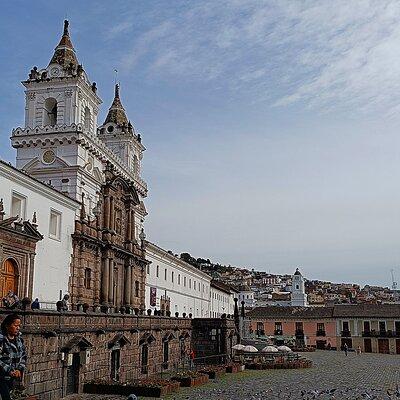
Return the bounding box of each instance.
[189,279,191,289]
[342,321,349,331]
[156,265,159,278]
[194,281,196,290]
[295,322,303,332]
[178,274,181,285]
[379,321,386,332]
[164,268,167,280]
[317,323,325,332]
[84,268,91,289]
[49,209,62,240]
[275,322,283,335]
[395,321,400,333]
[363,321,370,332]
[147,265,150,275]
[172,271,174,283]
[184,276,186,287]
[256,322,264,335]
[11,192,26,219]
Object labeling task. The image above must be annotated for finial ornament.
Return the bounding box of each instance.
[63,20,69,36]
[32,212,37,224]
[80,192,86,220]
[115,83,120,99]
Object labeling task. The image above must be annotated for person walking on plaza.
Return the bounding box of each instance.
[356,345,362,355]
[343,343,348,356]
[0,314,27,400]
[188,348,195,369]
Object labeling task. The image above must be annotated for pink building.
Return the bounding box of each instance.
[247,306,338,349]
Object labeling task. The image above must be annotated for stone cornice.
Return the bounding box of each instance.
[11,124,148,197]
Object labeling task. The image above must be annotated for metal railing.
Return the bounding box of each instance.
[122,354,229,382]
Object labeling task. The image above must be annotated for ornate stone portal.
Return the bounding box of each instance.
[70,165,147,312]
[0,200,43,299]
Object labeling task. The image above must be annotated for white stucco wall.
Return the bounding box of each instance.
[0,162,79,305]
[210,285,235,317]
[145,242,211,317]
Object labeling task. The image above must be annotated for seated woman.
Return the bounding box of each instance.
[0,314,27,400]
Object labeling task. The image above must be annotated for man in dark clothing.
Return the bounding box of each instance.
[31,298,40,310]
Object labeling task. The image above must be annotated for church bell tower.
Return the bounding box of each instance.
[11,21,105,213]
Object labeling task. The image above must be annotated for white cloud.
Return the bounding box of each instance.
[119,0,400,115]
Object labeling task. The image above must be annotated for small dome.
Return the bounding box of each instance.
[294,268,302,276]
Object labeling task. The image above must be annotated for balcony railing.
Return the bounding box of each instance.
[341,330,351,337]
[316,330,326,337]
[363,329,400,337]
[274,329,283,335]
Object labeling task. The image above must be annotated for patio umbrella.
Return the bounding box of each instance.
[232,344,246,350]
[261,346,279,353]
[277,345,292,352]
[243,345,258,352]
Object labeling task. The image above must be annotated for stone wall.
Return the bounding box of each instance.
[191,317,238,359]
[11,310,192,399]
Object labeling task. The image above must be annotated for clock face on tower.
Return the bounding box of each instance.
[50,67,60,77]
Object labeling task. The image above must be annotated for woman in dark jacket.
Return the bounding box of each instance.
[0,314,27,400]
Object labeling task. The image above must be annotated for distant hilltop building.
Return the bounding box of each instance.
[291,268,309,307]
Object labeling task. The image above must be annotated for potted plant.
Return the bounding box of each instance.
[171,371,209,387]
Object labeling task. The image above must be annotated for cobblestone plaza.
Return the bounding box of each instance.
[168,351,400,400]
[66,351,400,399]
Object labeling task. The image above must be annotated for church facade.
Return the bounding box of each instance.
[10,21,148,311]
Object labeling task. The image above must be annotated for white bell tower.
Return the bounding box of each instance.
[11,20,148,222]
[291,268,309,307]
[11,20,105,213]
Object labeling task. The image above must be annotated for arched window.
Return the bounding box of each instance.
[43,98,57,126]
[84,107,91,131]
[135,280,140,297]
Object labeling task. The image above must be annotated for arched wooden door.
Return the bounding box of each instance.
[0,259,18,298]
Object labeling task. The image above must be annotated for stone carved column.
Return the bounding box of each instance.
[94,252,101,305]
[124,264,132,306]
[131,210,135,241]
[110,197,115,231]
[130,265,136,306]
[108,258,114,305]
[28,253,35,299]
[127,209,132,242]
[101,258,109,304]
[104,195,110,229]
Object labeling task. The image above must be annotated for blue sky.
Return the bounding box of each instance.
[1,0,400,286]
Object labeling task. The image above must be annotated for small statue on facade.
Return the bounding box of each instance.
[28,66,39,80]
[91,82,97,93]
[66,62,75,76]
[76,64,83,77]
[41,70,47,80]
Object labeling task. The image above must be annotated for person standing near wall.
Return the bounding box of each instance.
[0,314,27,400]
[343,342,348,356]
